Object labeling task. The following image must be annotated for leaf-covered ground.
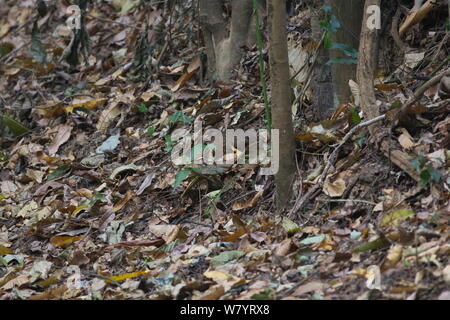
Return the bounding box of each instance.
[0,0,449,300]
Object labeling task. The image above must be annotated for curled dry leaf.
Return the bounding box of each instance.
[148,224,182,243]
[381,245,404,272]
[398,128,416,150]
[323,170,353,198]
[97,102,121,131]
[113,189,133,212]
[47,124,72,156]
[232,191,263,211]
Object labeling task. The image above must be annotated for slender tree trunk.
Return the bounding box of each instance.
[357,0,380,129]
[267,0,296,210]
[328,0,364,105]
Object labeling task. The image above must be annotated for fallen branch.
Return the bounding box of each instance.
[393,67,450,122]
[399,0,440,38]
[289,115,385,219]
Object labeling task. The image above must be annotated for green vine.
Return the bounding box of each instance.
[320,5,358,65]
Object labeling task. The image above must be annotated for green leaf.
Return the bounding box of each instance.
[281,217,301,234]
[0,42,14,57]
[353,237,390,253]
[174,169,191,188]
[2,115,30,136]
[420,169,431,187]
[1,254,25,267]
[164,135,175,152]
[88,192,108,206]
[206,190,221,199]
[349,107,361,125]
[427,167,442,184]
[356,131,369,148]
[380,209,415,228]
[300,234,326,245]
[46,164,71,181]
[147,126,155,136]
[210,250,245,265]
[137,104,148,113]
[328,42,358,58]
[320,14,340,33]
[323,36,333,49]
[411,154,425,172]
[320,5,332,13]
[329,15,341,33]
[251,288,274,300]
[390,100,403,109]
[30,21,47,64]
[168,111,193,125]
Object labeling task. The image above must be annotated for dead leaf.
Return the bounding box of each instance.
[136,173,155,196]
[323,170,353,197]
[1,274,30,290]
[232,191,263,211]
[97,102,121,131]
[47,124,72,155]
[293,281,325,296]
[69,250,90,266]
[50,236,81,248]
[381,245,404,272]
[113,189,133,212]
[204,270,245,292]
[171,56,201,92]
[148,224,182,243]
[398,128,416,150]
[192,284,225,300]
[366,265,382,290]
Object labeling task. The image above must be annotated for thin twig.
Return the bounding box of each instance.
[288,114,386,220]
[317,199,377,206]
[87,15,144,30]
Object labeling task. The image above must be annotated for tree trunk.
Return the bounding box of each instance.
[219,0,254,80]
[328,0,364,105]
[310,5,334,121]
[357,0,380,129]
[267,0,296,210]
[199,0,227,81]
[199,0,254,81]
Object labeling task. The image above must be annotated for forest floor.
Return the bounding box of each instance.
[0,1,449,300]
